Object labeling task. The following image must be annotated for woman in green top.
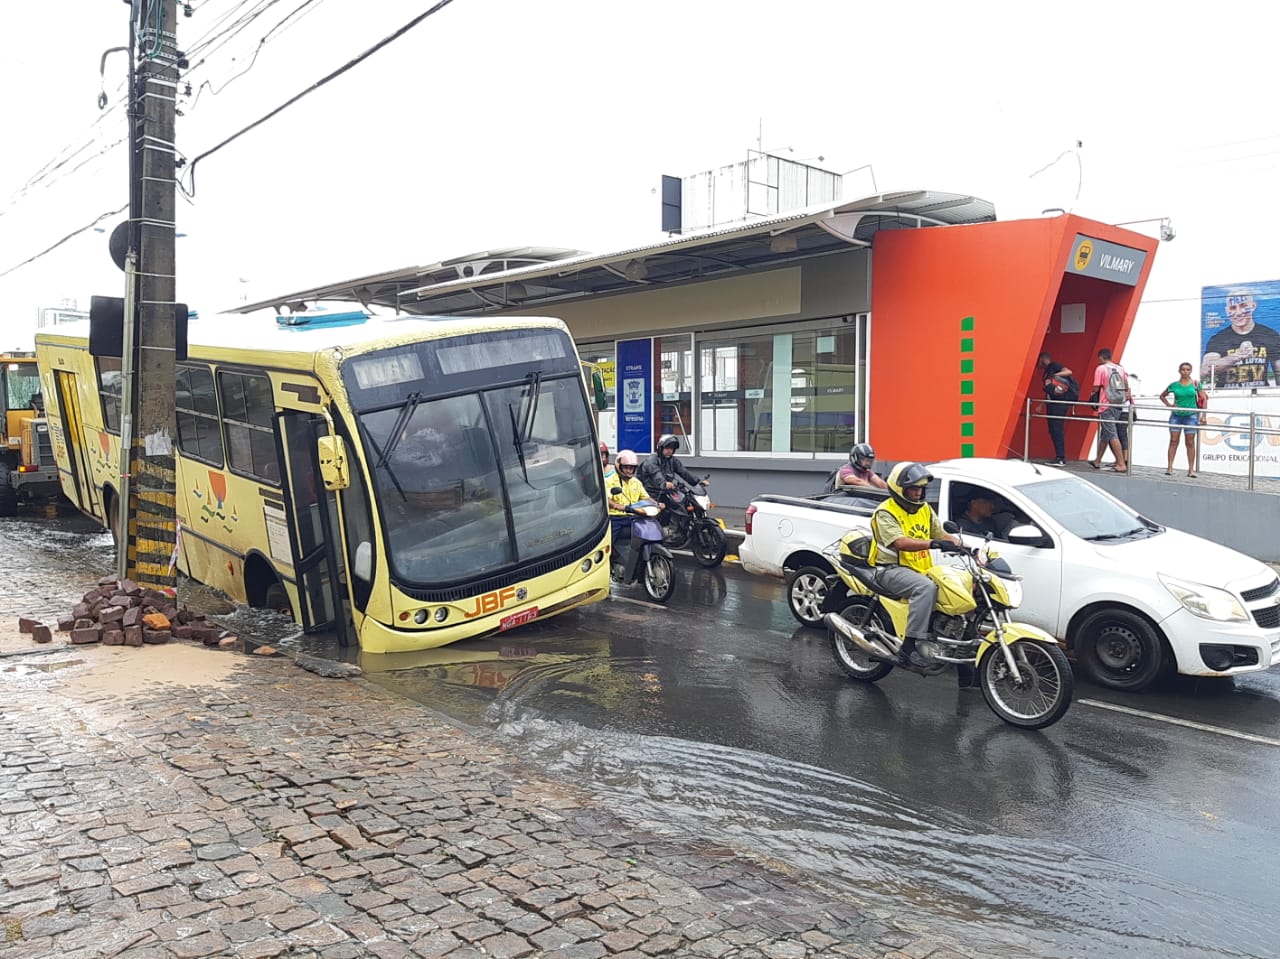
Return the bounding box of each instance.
[1159,362,1207,477]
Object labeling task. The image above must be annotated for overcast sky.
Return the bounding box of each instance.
[2,0,1277,391]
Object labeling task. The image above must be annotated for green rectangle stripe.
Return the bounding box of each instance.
[960,316,975,456]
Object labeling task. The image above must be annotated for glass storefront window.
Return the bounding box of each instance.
[581,317,866,459]
[656,334,694,452]
[698,317,866,455]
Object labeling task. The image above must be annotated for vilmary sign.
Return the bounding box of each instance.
[1066,234,1147,287]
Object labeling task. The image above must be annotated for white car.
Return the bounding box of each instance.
[740,458,1280,692]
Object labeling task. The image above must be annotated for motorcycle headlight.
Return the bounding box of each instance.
[1159,574,1249,623]
[997,576,1022,608]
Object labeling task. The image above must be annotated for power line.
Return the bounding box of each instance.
[185,0,332,113]
[0,0,279,219]
[0,204,128,280]
[181,0,458,196]
[2,2,461,279]
[0,82,129,217]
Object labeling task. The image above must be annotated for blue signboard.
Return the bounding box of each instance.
[1201,280,1280,389]
[616,338,653,453]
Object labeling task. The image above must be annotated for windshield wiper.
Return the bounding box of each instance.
[507,372,543,482]
[376,392,424,469]
[358,418,408,501]
[515,371,542,445]
[1084,526,1147,542]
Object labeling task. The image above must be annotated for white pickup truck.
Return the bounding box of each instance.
[740,458,1280,692]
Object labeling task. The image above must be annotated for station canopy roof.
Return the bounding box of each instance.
[233,190,995,318]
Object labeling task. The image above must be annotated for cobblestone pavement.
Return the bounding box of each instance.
[0,626,993,959]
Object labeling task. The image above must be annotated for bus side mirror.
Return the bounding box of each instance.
[317,435,349,490]
[591,370,609,412]
[353,541,372,581]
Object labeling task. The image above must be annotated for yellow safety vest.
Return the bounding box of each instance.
[609,475,649,516]
[868,497,936,573]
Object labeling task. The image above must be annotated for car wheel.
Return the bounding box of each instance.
[1074,608,1166,692]
[787,565,833,629]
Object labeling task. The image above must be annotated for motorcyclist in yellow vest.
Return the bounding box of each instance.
[869,462,962,670]
[608,450,655,566]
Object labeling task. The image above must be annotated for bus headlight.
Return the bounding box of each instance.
[580,558,593,573]
[1159,575,1249,622]
[593,550,605,564]
[434,607,448,623]
[413,609,429,624]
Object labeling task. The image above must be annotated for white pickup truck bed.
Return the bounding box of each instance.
[740,490,885,579]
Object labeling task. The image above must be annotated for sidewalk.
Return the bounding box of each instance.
[0,614,984,959]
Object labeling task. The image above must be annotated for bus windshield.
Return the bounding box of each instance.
[363,374,605,584]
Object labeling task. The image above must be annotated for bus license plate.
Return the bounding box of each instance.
[500,607,539,631]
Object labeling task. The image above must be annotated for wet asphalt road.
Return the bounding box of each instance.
[10,510,1280,959]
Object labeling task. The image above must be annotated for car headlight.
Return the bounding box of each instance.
[1159,574,1249,623]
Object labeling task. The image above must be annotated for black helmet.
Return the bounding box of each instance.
[657,434,680,453]
[849,442,875,469]
[886,461,932,514]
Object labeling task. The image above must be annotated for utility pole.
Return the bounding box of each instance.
[119,0,179,591]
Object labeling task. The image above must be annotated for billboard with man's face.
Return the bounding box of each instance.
[1201,280,1280,389]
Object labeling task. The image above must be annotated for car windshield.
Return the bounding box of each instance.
[1016,477,1152,541]
[361,376,605,584]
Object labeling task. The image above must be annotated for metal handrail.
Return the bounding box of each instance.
[1022,396,1280,491]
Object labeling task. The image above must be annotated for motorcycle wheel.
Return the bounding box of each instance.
[691,520,726,568]
[979,641,1073,730]
[661,511,690,549]
[829,598,894,682]
[643,552,676,603]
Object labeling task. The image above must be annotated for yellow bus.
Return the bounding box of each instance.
[35,310,612,652]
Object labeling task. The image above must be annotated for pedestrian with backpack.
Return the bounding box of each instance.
[1036,352,1078,466]
[1089,348,1132,473]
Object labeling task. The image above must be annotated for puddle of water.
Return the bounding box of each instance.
[482,657,1275,959]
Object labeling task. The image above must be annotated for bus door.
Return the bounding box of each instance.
[53,371,101,517]
[278,411,349,646]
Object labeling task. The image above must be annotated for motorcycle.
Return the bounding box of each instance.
[609,494,676,603]
[822,522,1073,729]
[656,475,727,568]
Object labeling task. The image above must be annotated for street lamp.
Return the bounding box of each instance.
[1113,217,1176,242]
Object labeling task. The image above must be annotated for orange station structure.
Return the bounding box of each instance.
[870,214,1158,463]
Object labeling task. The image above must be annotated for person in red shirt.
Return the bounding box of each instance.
[836,443,888,490]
